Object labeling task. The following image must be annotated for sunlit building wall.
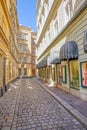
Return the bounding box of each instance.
[0,0,18,96]
[17,25,36,77]
[36,0,87,101]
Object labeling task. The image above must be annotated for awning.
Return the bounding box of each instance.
[51,58,61,64]
[36,55,48,69]
[48,51,61,65]
[60,41,78,60]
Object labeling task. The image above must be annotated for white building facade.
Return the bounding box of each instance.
[36,0,87,101]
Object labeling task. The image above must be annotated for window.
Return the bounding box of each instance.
[57,65,62,84]
[62,65,67,83]
[65,0,73,19]
[70,60,79,88]
[23,57,27,62]
[47,68,49,79]
[23,45,28,52]
[54,20,58,35]
[17,34,28,40]
[52,67,56,81]
[81,62,87,87]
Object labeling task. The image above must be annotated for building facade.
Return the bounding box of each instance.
[36,0,87,101]
[0,0,18,96]
[0,1,36,97]
[17,25,36,77]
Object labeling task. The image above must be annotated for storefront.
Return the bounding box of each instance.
[70,60,79,89]
[60,41,79,89]
[36,55,48,80]
[80,62,87,87]
[51,58,61,84]
[57,64,62,84]
[47,51,61,85]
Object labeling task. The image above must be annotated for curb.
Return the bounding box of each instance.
[35,78,87,129]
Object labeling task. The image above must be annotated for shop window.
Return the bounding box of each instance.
[81,62,87,87]
[70,60,79,88]
[39,69,42,77]
[42,68,45,78]
[47,68,49,79]
[57,65,62,84]
[52,67,55,81]
[38,69,40,77]
[62,65,67,83]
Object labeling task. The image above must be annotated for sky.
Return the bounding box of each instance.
[17,0,36,32]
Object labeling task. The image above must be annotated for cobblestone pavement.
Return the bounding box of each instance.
[0,78,86,130]
[37,79,87,118]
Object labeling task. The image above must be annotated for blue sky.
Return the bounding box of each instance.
[17,0,36,32]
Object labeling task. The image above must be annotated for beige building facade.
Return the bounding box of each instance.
[36,0,87,101]
[17,25,36,77]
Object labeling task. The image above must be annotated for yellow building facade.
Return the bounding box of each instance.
[0,1,37,97]
[0,0,18,96]
[36,0,87,101]
[17,25,36,77]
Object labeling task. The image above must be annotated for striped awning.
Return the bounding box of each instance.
[60,41,78,60]
[48,51,61,65]
[51,58,61,64]
[36,55,48,69]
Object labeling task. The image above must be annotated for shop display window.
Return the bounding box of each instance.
[62,65,67,83]
[70,60,79,88]
[81,62,87,87]
[57,65,62,84]
[52,67,55,81]
[47,68,49,79]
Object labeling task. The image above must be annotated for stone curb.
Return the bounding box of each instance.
[35,78,87,129]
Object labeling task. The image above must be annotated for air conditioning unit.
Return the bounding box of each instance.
[84,30,87,53]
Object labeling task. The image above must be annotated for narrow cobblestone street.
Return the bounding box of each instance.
[0,78,86,130]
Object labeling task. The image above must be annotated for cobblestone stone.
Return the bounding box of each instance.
[0,78,86,130]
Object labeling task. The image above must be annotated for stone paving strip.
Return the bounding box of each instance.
[0,78,86,130]
[35,78,87,129]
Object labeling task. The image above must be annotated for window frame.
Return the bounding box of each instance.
[80,61,87,88]
[62,65,67,83]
